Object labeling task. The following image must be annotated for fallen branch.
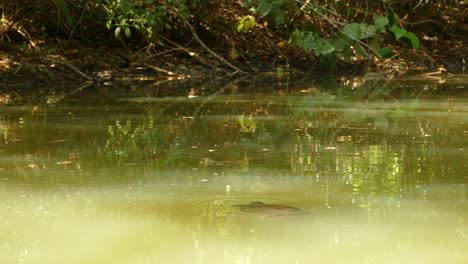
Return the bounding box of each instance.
[43,57,93,81]
[115,49,179,76]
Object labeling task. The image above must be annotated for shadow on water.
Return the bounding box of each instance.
[233,201,303,216]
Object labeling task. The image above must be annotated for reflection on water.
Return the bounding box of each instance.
[0,77,467,263]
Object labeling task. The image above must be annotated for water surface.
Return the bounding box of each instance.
[1,76,467,263]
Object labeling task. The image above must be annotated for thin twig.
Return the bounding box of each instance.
[168,4,247,74]
[157,35,217,69]
[135,48,185,64]
[69,0,90,41]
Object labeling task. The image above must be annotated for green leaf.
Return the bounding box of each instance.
[343,23,361,40]
[106,20,112,30]
[387,12,398,26]
[288,30,302,47]
[390,25,407,40]
[300,33,317,52]
[360,24,376,39]
[389,25,419,48]
[314,39,335,56]
[124,27,131,37]
[289,30,309,48]
[402,32,419,49]
[115,26,121,38]
[236,23,244,33]
[373,15,389,31]
[236,15,256,33]
[330,33,352,52]
[290,31,334,56]
[378,47,394,58]
[257,2,273,17]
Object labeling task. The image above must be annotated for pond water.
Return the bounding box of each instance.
[0,76,467,263]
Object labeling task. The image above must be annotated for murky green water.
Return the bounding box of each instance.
[1,76,467,263]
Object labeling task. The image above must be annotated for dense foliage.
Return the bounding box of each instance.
[238,0,422,68]
[0,0,465,71]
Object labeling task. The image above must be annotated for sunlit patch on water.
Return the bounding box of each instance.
[1,177,467,263]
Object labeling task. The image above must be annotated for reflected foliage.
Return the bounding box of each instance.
[0,79,465,207]
[95,84,466,207]
[104,114,159,161]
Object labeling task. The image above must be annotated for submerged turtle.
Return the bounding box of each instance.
[234,201,303,216]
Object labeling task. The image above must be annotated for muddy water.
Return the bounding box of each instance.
[0,76,467,263]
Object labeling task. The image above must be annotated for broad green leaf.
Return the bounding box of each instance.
[390,25,407,40]
[300,32,317,52]
[378,47,394,58]
[403,32,419,48]
[330,33,352,52]
[360,24,376,39]
[257,2,273,17]
[389,25,419,48]
[373,15,389,30]
[314,39,335,56]
[343,23,361,40]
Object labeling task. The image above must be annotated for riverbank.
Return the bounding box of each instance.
[0,1,466,89]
